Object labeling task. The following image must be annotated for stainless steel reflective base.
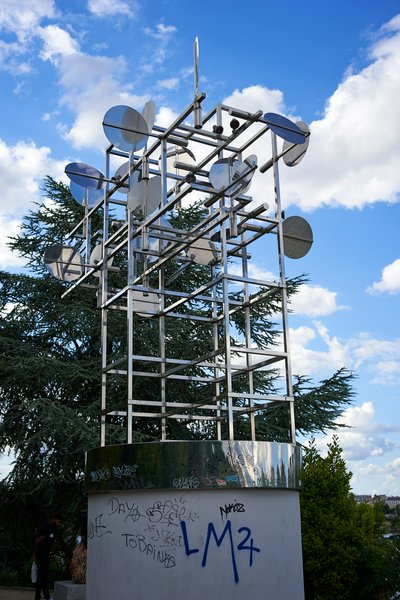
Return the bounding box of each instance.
[85,440,301,493]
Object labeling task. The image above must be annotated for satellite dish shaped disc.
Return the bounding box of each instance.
[263,113,306,145]
[128,175,161,215]
[141,100,156,134]
[209,156,256,198]
[283,121,310,167]
[132,291,159,317]
[112,161,131,194]
[186,238,220,265]
[65,163,105,190]
[44,244,83,282]
[160,147,197,177]
[70,181,103,208]
[282,216,313,259]
[89,245,114,278]
[103,105,149,152]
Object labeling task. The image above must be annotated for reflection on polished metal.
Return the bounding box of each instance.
[283,121,310,167]
[262,113,306,144]
[128,175,161,215]
[65,162,105,190]
[85,440,302,492]
[282,216,313,259]
[90,245,114,278]
[70,181,103,207]
[186,237,220,265]
[209,155,256,198]
[103,105,149,151]
[44,244,83,281]
[44,57,313,450]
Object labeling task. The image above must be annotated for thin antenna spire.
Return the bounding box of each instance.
[194,37,199,97]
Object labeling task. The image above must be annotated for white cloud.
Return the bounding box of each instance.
[155,106,179,129]
[290,321,349,376]
[39,24,80,63]
[350,334,400,372]
[0,449,15,481]
[142,23,177,70]
[57,53,148,149]
[0,138,65,216]
[279,16,400,210]
[367,258,400,294]
[157,77,180,90]
[0,137,66,267]
[0,0,56,42]
[291,284,346,316]
[289,319,400,388]
[87,0,138,18]
[217,17,400,212]
[0,217,25,269]
[314,402,400,461]
[143,23,177,39]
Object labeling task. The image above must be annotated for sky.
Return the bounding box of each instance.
[1,0,400,495]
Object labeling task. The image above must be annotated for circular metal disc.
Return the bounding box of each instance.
[112,161,130,194]
[142,100,156,133]
[159,147,197,178]
[128,175,161,215]
[103,105,149,151]
[89,245,114,278]
[283,121,310,167]
[282,216,313,259]
[70,181,103,208]
[44,244,83,282]
[186,238,220,265]
[209,157,254,198]
[263,113,306,145]
[132,291,159,317]
[65,162,105,190]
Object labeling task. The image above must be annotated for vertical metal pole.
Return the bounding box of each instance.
[126,153,136,444]
[100,150,110,447]
[212,259,221,440]
[271,132,296,444]
[160,138,168,439]
[84,193,91,274]
[221,208,234,440]
[242,240,256,440]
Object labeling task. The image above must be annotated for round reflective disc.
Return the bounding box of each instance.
[186,238,220,265]
[44,244,84,281]
[159,147,197,178]
[209,157,254,198]
[103,105,149,151]
[282,216,313,259]
[142,100,156,133]
[89,245,114,278]
[263,113,306,145]
[283,121,310,167]
[65,162,105,190]
[132,291,159,317]
[70,181,103,208]
[128,176,161,215]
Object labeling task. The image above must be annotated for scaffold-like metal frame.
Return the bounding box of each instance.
[57,88,311,448]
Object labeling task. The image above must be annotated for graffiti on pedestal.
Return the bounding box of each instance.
[88,494,261,583]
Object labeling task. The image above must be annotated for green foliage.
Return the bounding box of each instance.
[301,437,400,600]
[0,177,357,574]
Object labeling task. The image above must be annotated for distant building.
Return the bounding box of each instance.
[355,495,372,504]
[354,495,400,508]
[386,496,400,509]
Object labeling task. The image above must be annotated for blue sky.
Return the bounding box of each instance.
[1,0,400,495]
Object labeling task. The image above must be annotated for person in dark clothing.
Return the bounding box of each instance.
[33,515,63,600]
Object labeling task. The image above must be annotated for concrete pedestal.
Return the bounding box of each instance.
[54,581,85,600]
[85,440,304,600]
